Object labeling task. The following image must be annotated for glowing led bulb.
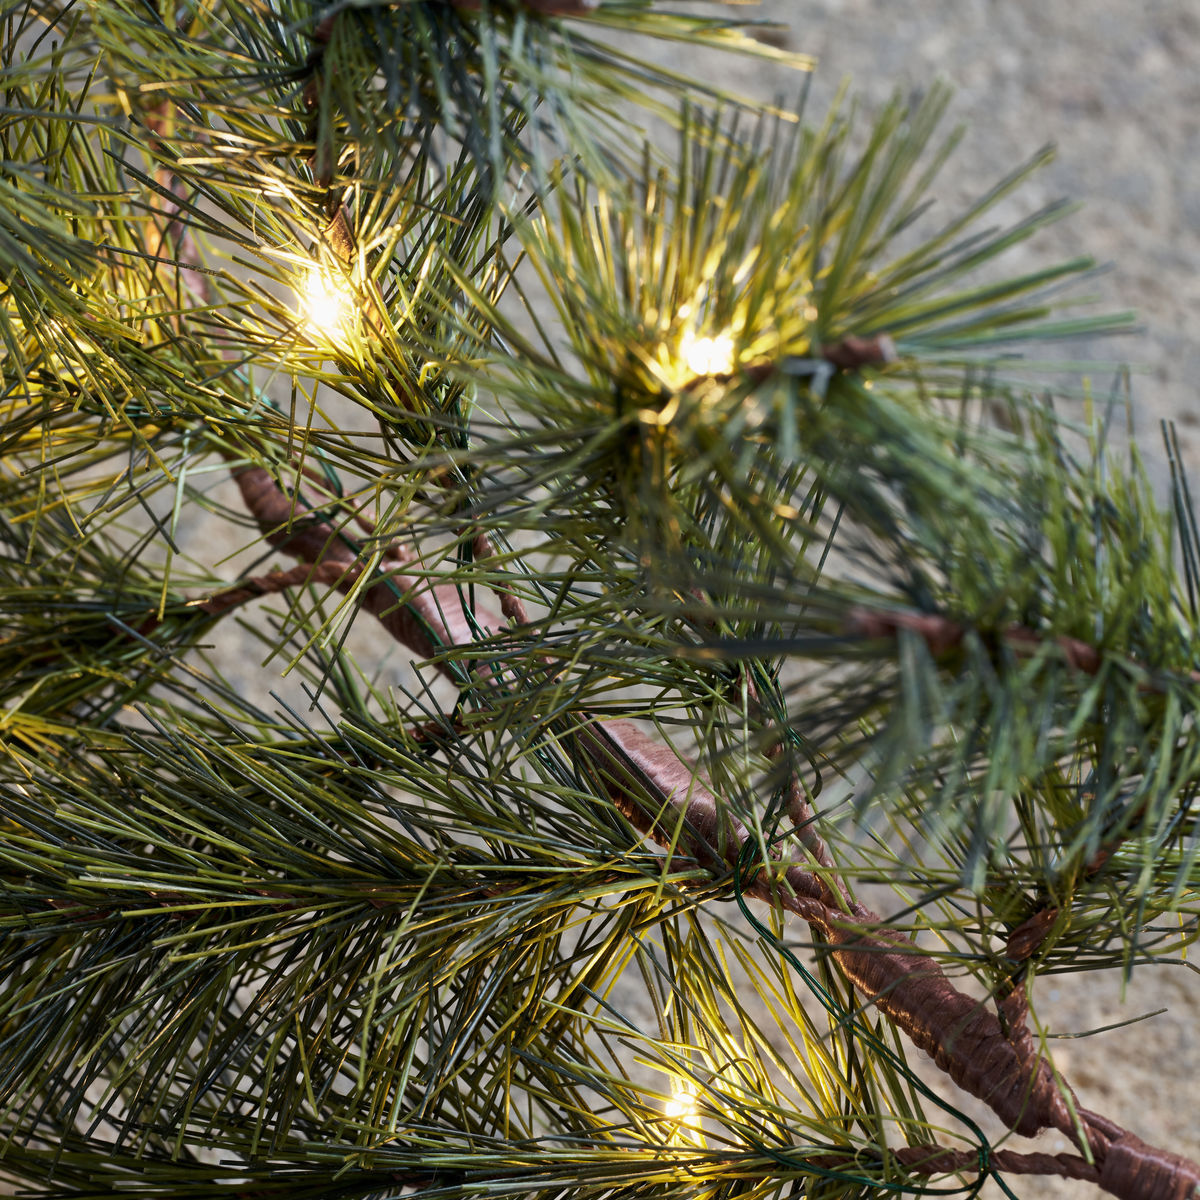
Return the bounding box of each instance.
[679,328,735,379]
[664,1081,698,1123]
[301,264,355,339]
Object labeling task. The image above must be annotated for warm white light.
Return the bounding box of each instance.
[679,328,736,378]
[301,265,355,339]
[664,1081,699,1122]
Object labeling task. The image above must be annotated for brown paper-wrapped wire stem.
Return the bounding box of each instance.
[139,63,1200,1200]
[217,378,1200,1200]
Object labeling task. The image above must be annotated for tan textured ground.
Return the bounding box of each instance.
[681,4,1200,1195]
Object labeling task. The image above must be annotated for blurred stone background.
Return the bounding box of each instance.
[671,4,1199,1195]
[739,1,1200,445]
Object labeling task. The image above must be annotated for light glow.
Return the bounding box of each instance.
[40,318,100,368]
[679,328,736,379]
[664,1081,699,1123]
[301,264,355,340]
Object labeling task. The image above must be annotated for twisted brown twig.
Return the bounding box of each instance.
[572,719,1200,1200]
[233,465,506,667]
[136,28,1200,1199]
[847,605,1200,689]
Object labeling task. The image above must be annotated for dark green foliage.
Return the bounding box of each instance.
[0,2,1195,1197]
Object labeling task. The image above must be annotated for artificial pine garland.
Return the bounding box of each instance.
[1,3,1197,1198]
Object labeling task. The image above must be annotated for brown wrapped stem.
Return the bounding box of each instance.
[196,563,349,617]
[579,719,761,874]
[1095,1132,1200,1200]
[778,758,840,875]
[848,605,1200,688]
[894,1143,1099,1182]
[820,334,899,371]
[471,531,530,626]
[584,719,1200,1199]
[819,918,1076,1141]
[232,465,503,673]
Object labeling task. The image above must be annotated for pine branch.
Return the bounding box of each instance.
[5,9,1198,1196]
[210,452,1200,1199]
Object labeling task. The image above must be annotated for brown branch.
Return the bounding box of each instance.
[773,745,841,875]
[195,562,350,618]
[893,1143,1099,1183]
[1093,1132,1200,1200]
[820,334,899,371]
[232,464,506,673]
[1005,906,1060,962]
[471,530,531,626]
[575,719,1200,1200]
[795,1141,1104,1187]
[847,604,1200,688]
[736,333,899,388]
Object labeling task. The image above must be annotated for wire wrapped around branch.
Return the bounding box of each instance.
[578,719,1200,1200]
[233,465,505,672]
